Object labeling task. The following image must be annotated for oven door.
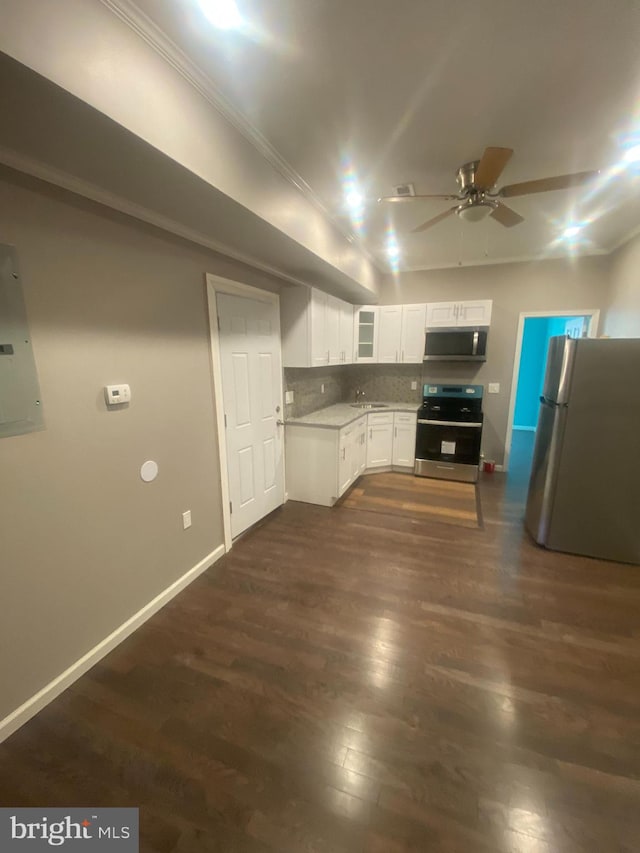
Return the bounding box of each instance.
[415,419,483,481]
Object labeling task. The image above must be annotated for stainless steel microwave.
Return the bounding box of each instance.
[423,327,489,362]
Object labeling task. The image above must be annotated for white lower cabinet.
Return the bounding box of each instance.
[366,412,394,468]
[392,412,417,468]
[285,410,416,506]
[339,415,367,497]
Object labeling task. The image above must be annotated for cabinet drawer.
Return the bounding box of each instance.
[367,412,394,426]
[394,412,416,425]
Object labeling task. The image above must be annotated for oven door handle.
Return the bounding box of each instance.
[417,419,483,428]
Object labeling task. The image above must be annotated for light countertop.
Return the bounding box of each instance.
[285,402,420,430]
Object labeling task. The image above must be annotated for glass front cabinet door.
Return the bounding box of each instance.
[354,306,378,363]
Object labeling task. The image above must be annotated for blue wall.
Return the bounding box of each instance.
[514,318,549,428]
[514,316,587,429]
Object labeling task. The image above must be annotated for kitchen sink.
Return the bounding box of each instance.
[350,403,388,409]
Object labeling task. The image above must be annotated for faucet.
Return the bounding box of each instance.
[355,388,365,403]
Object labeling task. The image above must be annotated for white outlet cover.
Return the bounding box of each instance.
[140,460,158,482]
[488,383,500,394]
[321,384,325,393]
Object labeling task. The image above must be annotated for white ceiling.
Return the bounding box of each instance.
[128,0,640,271]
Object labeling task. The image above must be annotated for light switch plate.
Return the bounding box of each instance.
[182,510,192,529]
[488,383,500,394]
[285,390,294,404]
[321,383,325,393]
[411,381,417,390]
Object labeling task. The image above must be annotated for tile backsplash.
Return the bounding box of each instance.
[283,366,345,418]
[343,364,423,405]
[284,364,423,418]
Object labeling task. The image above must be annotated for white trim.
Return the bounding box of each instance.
[0,145,321,292]
[205,274,285,551]
[503,309,600,471]
[99,0,380,271]
[0,543,225,745]
[393,248,609,274]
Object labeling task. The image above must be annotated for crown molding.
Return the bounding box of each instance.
[390,247,609,275]
[0,146,319,291]
[99,0,382,272]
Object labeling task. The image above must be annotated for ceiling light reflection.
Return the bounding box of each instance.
[623,143,640,164]
[340,157,366,235]
[198,0,243,30]
[385,223,401,275]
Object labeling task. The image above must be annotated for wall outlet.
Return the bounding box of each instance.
[488,383,500,394]
[285,390,294,404]
[182,510,192,529]
[321,383,325,393]
[411,381,417,390]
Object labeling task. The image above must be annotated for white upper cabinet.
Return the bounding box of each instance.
[377,304,426,364]
[325,295,341,366]
[280,285,355,368]
[377,306,403,363]
[400,304,426,363]
[354,306,378,363]
[339,301,354,364]
[426,300,492,328]
[457,300,492,326]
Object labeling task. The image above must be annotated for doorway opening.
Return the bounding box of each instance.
[504,310,599,474]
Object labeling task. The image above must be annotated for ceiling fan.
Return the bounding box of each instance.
[379,147,599,232]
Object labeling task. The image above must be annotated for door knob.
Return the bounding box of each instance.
[276,419,285,426]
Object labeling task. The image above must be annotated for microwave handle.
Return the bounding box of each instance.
[472,331,479,356]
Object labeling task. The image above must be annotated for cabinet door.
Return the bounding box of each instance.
[393,413,417,467]
[425,302,458,327]
[457,299,492,326]
[326,295,341,365]
[339,302,354,364]
[310,289,328,366]
[354,306,378,362]
[350,418,364,481]
[400,304,426,363]
[356,418,367,474]
[366,414,393,468]
[377,305,403,363]
[338,426,353,496]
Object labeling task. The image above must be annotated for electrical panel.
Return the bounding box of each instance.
[0,244,44,438]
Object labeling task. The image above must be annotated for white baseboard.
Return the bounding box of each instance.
[0,543,225,745]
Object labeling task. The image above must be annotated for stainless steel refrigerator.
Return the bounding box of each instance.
[525,336,640,564]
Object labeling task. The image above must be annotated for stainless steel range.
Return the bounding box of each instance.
[415,384,484,483]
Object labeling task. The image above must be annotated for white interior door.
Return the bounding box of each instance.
[217,292,284,538]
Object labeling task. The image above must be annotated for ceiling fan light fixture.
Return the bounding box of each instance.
[456,202,493,223]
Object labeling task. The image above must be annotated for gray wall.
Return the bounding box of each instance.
[604,232,640,338]
[0,167,282,722]
[378,257,611,466]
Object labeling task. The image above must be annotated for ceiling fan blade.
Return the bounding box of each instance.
[379,194,458,203]
[474,147,514,188]
[411,207,457,233]
[490,202,524,227]
[500,170,599,197]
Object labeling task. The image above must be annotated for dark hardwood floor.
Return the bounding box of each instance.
[2,433,640,851]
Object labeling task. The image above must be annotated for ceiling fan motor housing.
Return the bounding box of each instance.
[456,160,481,192]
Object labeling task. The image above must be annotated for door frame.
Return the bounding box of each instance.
[205,273,284,552]
[503,308,600,472]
